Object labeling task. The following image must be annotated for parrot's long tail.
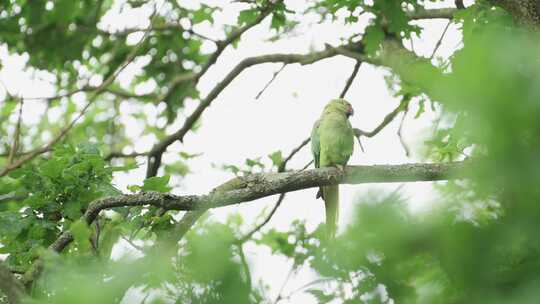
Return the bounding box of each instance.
[322,185,339,239]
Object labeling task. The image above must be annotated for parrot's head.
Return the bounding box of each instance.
[324,99,354,118]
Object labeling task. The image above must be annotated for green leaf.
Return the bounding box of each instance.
[238,9,259,26]
[245,158,264,169]
[268,151,283,168]
[141,175,172,193]
[71,220,92,252]
[257,228,294,257]
[192,5,216,25]
[179,151,203,159]
[77,142,101,155]
[0,99,17,118]
[306,289,334,304]
[271,12,286,30]
[221,164,240,175]
[165,160,190,177]
[127,184,141,193]
[415,99,425,119]
[364,23,385,56]
[54,0,77,23]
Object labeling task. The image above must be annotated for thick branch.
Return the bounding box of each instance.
[488,0,540,27]
[408,8,457,20]
[49,161,471,253]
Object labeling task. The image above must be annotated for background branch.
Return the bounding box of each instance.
[339,60,362,98]
[355,95,410,138]
[145,47,342,177]
[255,63,287,100]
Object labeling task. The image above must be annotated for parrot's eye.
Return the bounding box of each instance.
[346,103,354,117]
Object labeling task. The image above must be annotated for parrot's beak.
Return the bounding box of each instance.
[347,105,354,117]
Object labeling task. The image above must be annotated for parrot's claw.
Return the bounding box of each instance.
[334,164,346,172]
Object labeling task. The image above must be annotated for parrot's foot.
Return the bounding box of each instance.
[334,164,346,172]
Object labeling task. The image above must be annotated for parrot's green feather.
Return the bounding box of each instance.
[311,99,354,238]
[311,119,321,169]
[322,185,339,238]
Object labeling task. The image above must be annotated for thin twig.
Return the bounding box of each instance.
[0,150,148,160]
[22,86,155,103]
[339,60,362,98]
[237,137,311,243]
[104,151,148,161]
[7,98,23,165]
[0,77,14,101]
[274,265,296,304]
[430,20,451,60]
[94,217,101,254]
[237,244,252,289]
[185,28,218,43]
[255,63,287,100]
[140,292,150,304]
[397,106,410,157]
[301,160,314,171]
[278,138,310,172]
[282,278,334,300]
[237,193,286,243]
[121,235,145,252]
[22,87,87,102]
[354,95,410,138]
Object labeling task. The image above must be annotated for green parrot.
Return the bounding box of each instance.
[311,99,355,238]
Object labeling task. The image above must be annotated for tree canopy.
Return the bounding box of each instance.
[1,0,540,303]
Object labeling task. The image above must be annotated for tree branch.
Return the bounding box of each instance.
[195,2,280,83]
[237,244,252,290]
[488,0,540,27]
[156,1,280,114]
[255,63,287,100]
[166,137,311,247]
[145,47,341,177]
[50,161,471,254]
[355,95,410,138]
[408,8,457,20]
[238,193,286,244]
[104,151,148,161]
[339,60,362,98]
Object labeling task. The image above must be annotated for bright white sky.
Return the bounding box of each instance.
[0,0,473,302]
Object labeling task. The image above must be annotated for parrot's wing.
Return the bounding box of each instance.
[311,119,324,199]
[311,119,321,169]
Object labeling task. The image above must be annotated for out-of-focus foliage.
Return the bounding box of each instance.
[0,144,119,269]
[2,0,540,303]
